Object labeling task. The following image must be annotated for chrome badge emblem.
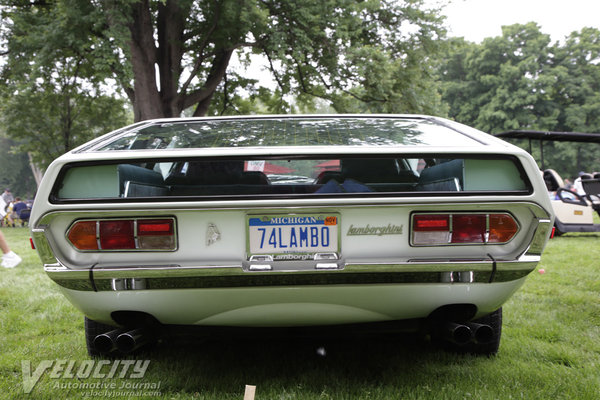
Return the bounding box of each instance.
[206,223,221,246]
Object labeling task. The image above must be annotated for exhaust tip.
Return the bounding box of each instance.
[93,334,115,353]
[116,334,137,354]
[467,322,494,344]
[116,328,152,354]
[93,328,125,354]
[443,322,472,345]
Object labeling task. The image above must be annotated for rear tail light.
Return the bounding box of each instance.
[67,218,176,251]
[412,213,518,245]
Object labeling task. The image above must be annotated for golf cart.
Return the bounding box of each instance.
[495,130,600,235]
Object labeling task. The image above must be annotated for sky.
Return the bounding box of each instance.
[441,0,600,42]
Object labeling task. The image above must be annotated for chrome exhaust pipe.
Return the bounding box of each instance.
[115,328,152,354]
[442,322,473,345]
[93,327,127,354]
[465,322,494,344]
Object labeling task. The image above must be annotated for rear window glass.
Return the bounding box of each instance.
[53,155,530,201]
[89,117,483,150]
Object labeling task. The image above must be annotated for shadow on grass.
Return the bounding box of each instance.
[135,331,450,396]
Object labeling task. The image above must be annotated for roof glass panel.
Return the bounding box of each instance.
[92,117,483,151]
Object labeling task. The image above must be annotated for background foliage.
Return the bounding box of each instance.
[1,1,600,190]
[439,23,600,179]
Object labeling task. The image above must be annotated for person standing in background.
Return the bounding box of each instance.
[0,230,21,268]
[1,188,14,206]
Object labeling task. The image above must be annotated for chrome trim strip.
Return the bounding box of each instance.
[525,219,553,256]
[35,201,552,226]
[44,258,538,292]
[31,228,59,265]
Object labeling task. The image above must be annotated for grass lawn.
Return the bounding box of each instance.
[1,227,599,399]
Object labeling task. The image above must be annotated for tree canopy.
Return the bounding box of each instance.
[439,23,600,179]
[1,0,447,121]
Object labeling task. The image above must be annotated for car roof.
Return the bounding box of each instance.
[73,115,504,153]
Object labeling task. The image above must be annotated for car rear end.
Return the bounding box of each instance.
[30,115,554,355]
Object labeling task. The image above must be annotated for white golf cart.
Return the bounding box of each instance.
[496,130,600,235]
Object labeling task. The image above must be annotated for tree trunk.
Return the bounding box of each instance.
[123,0,234,121]
[128,0,164,121]
[28,153,43,187]
[157,0,187,117]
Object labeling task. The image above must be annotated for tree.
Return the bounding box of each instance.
[0,137,37,199]
[440,23,559,134]
[547,27,600,176]
[439,23,600,178]
[1,0,448,121]
[2,75,130,170]
[0,2,131,171]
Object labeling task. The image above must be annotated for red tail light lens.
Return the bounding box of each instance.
[412,215,451,244]
[99,220,135,250]
[451,215,486,243]
[138,220,174,236]
[137,219,175,250]
[412,213,518,245]
[67,218,176,251]
[413,215,449,231]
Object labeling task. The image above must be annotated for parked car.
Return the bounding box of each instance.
[30,115,554,356]
[495,130,600,235]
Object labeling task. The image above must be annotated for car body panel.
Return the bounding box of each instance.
[31,115,554,331]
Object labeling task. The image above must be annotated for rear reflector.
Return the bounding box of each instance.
[412,213,518,245]
[67,218,176,251]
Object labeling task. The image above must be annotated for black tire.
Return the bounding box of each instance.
[84,317,118,357]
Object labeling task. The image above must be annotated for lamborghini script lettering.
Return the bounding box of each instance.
[346,224,404,236]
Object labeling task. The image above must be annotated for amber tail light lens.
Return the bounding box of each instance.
[412,213,518,245]
[67,218,176,251]
[488,214,519,243]
[67,221,98,250]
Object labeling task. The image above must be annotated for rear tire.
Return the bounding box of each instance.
[85,317,117,357]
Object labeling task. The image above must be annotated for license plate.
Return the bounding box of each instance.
[247,214,339,258]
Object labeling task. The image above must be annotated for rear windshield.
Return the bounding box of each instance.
[88,117,483,150]
[53,155,531,201]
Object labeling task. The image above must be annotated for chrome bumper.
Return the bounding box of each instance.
[44,256,540,292]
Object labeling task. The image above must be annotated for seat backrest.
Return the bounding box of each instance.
[240,171,270,185]
[17,208,31,220]
[183,161,244,184]
[543,169,563,191]
[582,178,600,196]
[117,164,165,195]
[341,158,401,183]
[418,159,464,190]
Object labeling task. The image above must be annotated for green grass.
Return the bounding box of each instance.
[1,227,599,399]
